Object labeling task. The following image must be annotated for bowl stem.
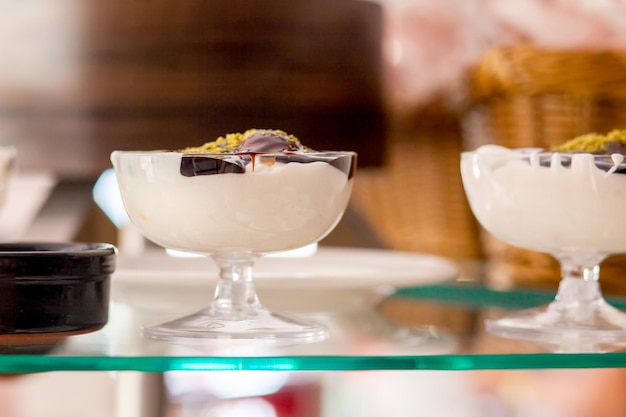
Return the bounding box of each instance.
[141,252,328,342]
[210,253,264,319]
[486,256,626,352]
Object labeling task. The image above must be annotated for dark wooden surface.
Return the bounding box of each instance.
[0,0,386,178]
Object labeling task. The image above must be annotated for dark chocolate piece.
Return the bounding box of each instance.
[180,156,246,176]
[236,130,303,153]
[604,143,626,155]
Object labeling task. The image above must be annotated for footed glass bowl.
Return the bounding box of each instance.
[461,145,626,351]
[111,150,356,342]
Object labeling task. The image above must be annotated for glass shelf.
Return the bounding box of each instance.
[3,269,626,373]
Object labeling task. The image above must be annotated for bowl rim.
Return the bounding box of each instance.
[0,242,116,256]
[111,150,357,157]
[461,147,625,158]
[0,242,117,278]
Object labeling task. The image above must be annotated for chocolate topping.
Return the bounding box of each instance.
[536,153,626,174]
[544,129,626,173]
[178,129,354,178]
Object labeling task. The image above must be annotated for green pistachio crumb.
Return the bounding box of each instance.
[555,129,626,153]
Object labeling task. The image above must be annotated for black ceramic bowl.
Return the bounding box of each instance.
[0,242,116,352]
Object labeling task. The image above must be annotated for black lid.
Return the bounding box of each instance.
[0,243,117,279]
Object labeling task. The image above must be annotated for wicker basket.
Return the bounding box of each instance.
[463,45,626,295]
[351,105,483,261]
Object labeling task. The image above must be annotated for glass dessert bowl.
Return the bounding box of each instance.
[461,143,626,351]
[111,130,356,342]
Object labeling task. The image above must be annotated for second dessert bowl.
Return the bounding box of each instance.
[461,143,626,351]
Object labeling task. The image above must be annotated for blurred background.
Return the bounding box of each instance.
[4,0,626,264]
[3,0,626,416]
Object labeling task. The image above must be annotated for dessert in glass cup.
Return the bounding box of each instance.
[461,130,626,351]
[111,129,356,342]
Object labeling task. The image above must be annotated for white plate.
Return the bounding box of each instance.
[114,246,458,290]
[112,247,458,313]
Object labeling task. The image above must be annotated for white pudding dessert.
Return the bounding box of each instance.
[461,144,626,256]
[111,129,356,342]
[461,131,626,351]
[111,130,355,254]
